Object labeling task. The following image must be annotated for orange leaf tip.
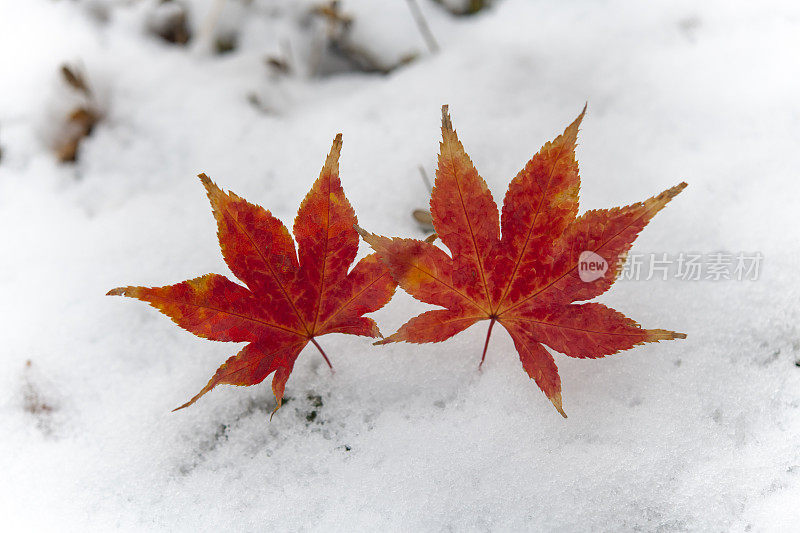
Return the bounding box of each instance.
[323,133,343,174]
[354,224,368,239]
[648,329,687,341]
[441,104,453,133]
[562,103,587,147]
[354,224,382,250]
[198,172,223,203]
[107,287,129,296]
[551,392,567,418]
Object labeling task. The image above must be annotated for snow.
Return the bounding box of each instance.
[1,0,799,530]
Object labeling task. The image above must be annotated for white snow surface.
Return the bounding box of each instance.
[1,0,800,531]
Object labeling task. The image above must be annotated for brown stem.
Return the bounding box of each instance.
[479,318,496,367]
[310,337,333,371]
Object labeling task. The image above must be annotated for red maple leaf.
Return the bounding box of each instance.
[109,135,396,413]
[357,106,687,417]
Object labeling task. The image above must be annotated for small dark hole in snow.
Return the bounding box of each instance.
[147,0,191,46]
[215,34,238,55]
[307,393,323,408]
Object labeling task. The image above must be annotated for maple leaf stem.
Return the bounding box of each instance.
[310,337,334,371]
[479,318,496,368]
